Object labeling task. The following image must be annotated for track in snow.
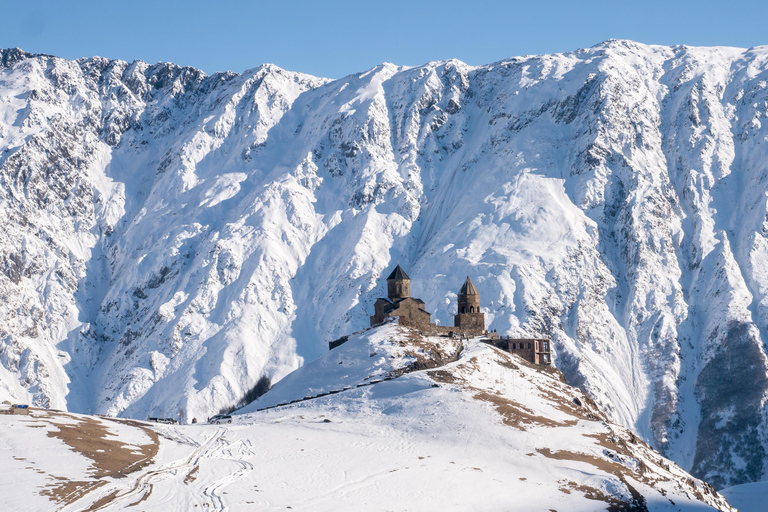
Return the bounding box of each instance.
[60,427,253,512]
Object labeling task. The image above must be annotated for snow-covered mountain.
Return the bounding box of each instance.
[1,40,768,488]
[1,325,737,511]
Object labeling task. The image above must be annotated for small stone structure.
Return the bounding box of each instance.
[481,337,552,365]
[454,276,484,331]
[0,404,30,415]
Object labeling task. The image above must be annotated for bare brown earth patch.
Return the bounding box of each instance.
[185,465,200,484]
[41,479,107,507]
[538,447,625,475]
[390,328,463,377]
[585,432,634,457]
[83,490,120,512]
[541,432,726,509]
[127,486,153,507]
[473,391,577,430]
[486,350,607,423]
[30,411,160,507]
[537,387,605,422]
[493,356,519,371]
[543,449,654,511]
[45,414,159,478]
[558,479,630,511]
[427,369,456,384]
[425,351,578,430]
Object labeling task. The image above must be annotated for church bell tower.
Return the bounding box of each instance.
[387,264,410,300]
[454,276,485,331]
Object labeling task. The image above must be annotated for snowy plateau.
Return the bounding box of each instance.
[2,38,768,504]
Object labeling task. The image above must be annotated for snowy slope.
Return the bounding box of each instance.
[719,481,768,512]
[2,41,768,487]
[0,325,736,511]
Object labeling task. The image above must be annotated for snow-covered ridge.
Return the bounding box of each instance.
[240,322,465,411]
[0,326,737,511]
[1,40,768,487]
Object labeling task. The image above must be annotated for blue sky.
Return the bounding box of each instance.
[2,0,767,78]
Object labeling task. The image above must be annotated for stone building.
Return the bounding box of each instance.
[454,276,485,331]
[363,266,552,365]
[482,337,552,365]
[370,265,432,327]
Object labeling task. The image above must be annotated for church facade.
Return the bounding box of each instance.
[369,265,433,327]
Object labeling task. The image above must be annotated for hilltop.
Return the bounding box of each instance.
[1,324,735,510]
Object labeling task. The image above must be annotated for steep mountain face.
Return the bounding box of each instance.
[1,41,768,488]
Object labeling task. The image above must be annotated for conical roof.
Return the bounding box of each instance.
[459,276,478,295]
[387,264,410,281]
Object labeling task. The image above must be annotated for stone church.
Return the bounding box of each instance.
[369,265,433,327]
[362,264,552,365]
[369,265,486,332]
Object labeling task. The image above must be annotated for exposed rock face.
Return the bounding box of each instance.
[1,41,768,487]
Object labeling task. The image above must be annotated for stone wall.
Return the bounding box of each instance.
[390,299,432,326]
[454,312,485,330]
[388,279,410,300]
[371,297,432,327]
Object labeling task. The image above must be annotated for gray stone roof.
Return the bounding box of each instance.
[459,276,479,295]
[387,264,410,281]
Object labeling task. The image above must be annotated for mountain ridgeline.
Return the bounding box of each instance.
[1,41,768,488]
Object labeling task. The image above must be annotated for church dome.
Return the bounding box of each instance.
[387,264,410,281]
[459,276,478,295]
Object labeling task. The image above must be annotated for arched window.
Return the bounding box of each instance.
[528,343,532,349]
[512,343,516,349]
[470,306,474,313]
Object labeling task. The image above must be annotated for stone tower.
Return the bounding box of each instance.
[454,276,485,331]
[387,264,410,300]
